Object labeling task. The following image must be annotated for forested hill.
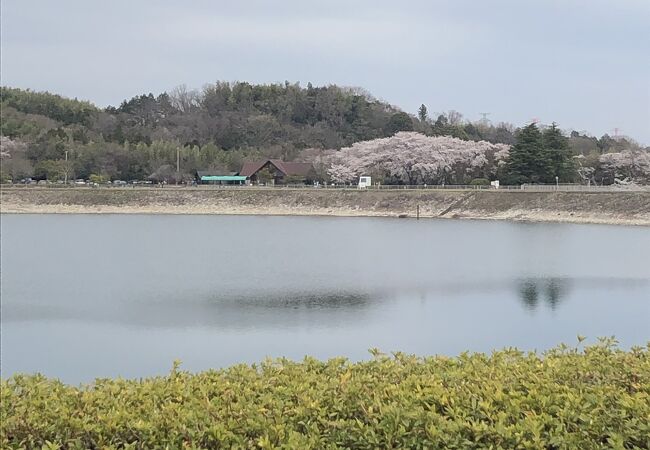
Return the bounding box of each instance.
[1,83,530,151]
[2,83,407,151]
[0,82,646,182]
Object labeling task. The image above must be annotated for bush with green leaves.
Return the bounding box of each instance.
[2,340,649,449]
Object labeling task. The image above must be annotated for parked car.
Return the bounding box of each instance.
[113,180,127,186]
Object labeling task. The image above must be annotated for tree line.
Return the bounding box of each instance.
[1,83,647,184]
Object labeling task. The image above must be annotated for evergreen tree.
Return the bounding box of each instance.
[384,112,414,136]
[542,123,576,182]
[418,104,428,122]
[505,123,550,184]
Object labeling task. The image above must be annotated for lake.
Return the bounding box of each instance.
[1,214,649,384]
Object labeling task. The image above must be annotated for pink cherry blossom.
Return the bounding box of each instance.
[327,132,510,184]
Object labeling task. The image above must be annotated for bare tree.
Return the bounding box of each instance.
[168,84,200,114]
[447,110,464,126]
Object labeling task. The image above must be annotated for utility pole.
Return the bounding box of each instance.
[176,148,180,185]
[64,150,68,184]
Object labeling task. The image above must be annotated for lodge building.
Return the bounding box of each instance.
[197,159,315,185]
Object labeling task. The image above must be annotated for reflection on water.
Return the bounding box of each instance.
[219,291,372,310]
[518,278,570,311]
[1,214,649,383]
[2,290,374,329]
[5,278,627,328]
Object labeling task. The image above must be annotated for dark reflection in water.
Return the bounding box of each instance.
[1,214,649,383]
[3,276,644,331]
[220,291,372,310]
[2,290,375,330]
[517,278,570,311]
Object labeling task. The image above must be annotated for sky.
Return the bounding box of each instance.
[2,0,649,143]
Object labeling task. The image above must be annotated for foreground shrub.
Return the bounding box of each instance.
[2,341,649,449]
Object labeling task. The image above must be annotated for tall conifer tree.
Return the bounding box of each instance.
[542,122,575,182]
[505,123,546,184]
[418,104,428,122]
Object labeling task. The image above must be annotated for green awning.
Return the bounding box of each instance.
[200,176,247,181]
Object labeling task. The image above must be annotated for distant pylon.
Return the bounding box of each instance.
[479,112,491,121]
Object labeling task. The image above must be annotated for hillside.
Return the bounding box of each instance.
[1,83,647,184]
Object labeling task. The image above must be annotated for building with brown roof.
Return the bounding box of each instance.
[240,159,315,185]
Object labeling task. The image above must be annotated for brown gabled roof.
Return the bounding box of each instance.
[239,160,268,177]
[240,159,313,177]
[273,160,313,176]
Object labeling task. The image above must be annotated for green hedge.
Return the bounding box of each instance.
[2,341,649,449]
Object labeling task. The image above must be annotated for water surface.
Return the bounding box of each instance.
[1,214,648,383]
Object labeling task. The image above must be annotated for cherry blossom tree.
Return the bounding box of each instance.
[327,132,510,185]
[0,136,33,181]
[598,149,650,184]
[573,154,598,185]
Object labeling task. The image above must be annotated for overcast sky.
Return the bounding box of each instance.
[2,0,649,142]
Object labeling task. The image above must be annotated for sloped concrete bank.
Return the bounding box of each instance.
[1,188,649,226]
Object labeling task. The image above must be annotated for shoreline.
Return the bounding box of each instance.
[2,188,649,226]
[3,205,649,226]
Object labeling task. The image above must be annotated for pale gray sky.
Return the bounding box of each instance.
[2,0,649,142]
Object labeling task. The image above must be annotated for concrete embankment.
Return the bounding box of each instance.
[1,187,649,225]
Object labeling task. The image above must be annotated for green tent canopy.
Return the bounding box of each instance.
[200,176,247,182]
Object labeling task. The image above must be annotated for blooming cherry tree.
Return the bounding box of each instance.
[327,132,510,184]
[598,149,650,184]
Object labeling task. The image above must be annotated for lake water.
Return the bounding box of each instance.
[1,214,649,384]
